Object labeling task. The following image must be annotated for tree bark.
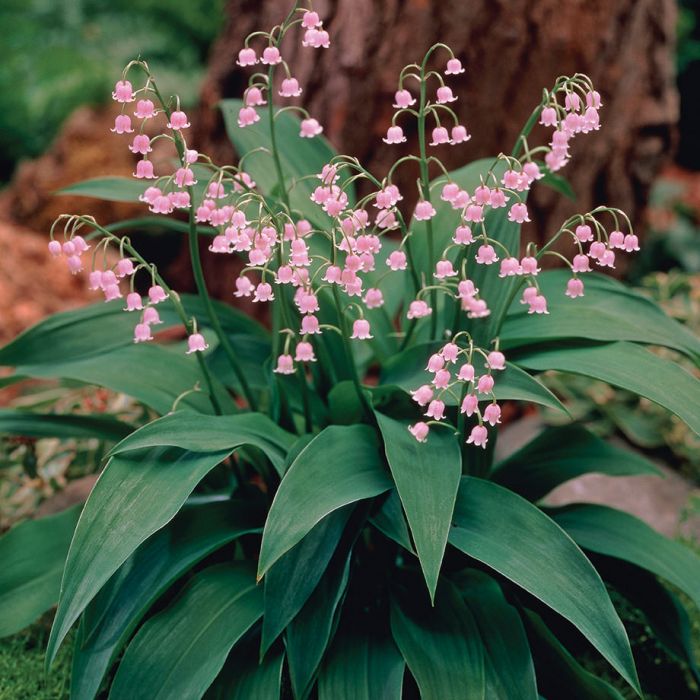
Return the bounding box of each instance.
[197,0,678,247]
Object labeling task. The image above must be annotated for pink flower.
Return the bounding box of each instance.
[112,80,134,103]
[171,190,191,209]
[441,343,459,363]
[575,224,593,243]
[477,374,495,394]
[62,240,76,256]
[279,78,302,97]
[111,115,133,134]
[148,285,168,304]
[301,315,320,335]
[608,230,625,249]
[460,394,478,416]
[87,270,102,290]
[140,186,161,205]
[589,241,606,260]
[435,259,457,278]
[411,384,434,406]
[273,354,295,374]
[475,244,499,265]
[302,10,321,28]
[387,250,407,270]
[483,404,502,426]
[453,225,474,245]
[523,162,543,182]
[73,236,89,253]
[508,203,530,224]
[599,249,615,268]
[323,265,342,283]
[351,319,372,339]
[383,126,406,144]
[487,351,506,371]
[167,111,190,130]
[245,87,266,107]
[393,89,416,108]
[586,90,603,109]
[237,48,257,66]
[521,286,538,305]
[464,204,484,223]
[364,288,384,309]
[473,185,491,205]
[436,86,457,103]
[48,240,62,257]
[300,118,323,137]
[187,333,209,354]
[409,422,430,443]
[234,276,254,297]
[124,292,142,311]
[253,282,274,302]
[426,353,445,372]
[134,322,153,343]
[433,369,451,389]
[134,159,155,179]
[303,28,330,48]
[520,256,540,275]
[467,425,488,448]
[295,341,316,362]
[499,257,521,277]
[134,99,155,119]
[66,255,83,274]
[129,134,152,155]
[457,363,475,381]
[623,234,640,252]
[445,58,465,75]
[539,106,558,127]
[425,399,446,420]
[572,254,591,273]
[430,126,450,146]
[261,46,282,65]
[150,195,173,215]
[407,300,432,319]
[441,183,459,202]
[528,294,549,315]
[238,106,260,127]
[298,292,319,314]
[116,258,135,278]
[565,278,585,298]
[143,307,162,325]
[457,279,478,299]
[450,125,471,144]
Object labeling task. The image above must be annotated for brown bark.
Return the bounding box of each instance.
[198,0,678,244]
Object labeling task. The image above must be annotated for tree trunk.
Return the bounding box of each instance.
[197,0,678,248]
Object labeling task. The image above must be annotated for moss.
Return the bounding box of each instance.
[0,615,72,700]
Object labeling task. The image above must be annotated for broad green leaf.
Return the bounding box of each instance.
[492,424,661,501]
[57,177,147,202]
[0,505,80,637]
[502,270,700,360]
[454,570,537,700]
[523,609,625,700]
[380,341,566,413]
[448,478,640,693]
[111,411,294,476]
[375,412,461,600]
[391,578,485,700]
[261,507,352,654]
[551,504,700,611]
[318,624,404,700]
[258,425,392,577]
[206,637,284,700]
[48,414,287,665]
[220,98,354,227]
[287,545,352,699]
[109,563,263,700]
[514,341,700,436]
[70,500,262,700]
[370,490,414,553]
[0,408,132,442]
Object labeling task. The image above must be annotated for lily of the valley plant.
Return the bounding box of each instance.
[1,3,700,698]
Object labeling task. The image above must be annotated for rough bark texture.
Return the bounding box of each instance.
[198,0,679,245]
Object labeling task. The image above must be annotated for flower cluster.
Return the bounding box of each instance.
[49,3,640,450]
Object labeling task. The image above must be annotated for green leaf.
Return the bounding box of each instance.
[379,341,566,413]
[454,570,537,700]
[370,490,414,553]
[391,578,485,700]
[0,408,133,442]
[375,412,461,600]
[48,413,287,666]
[550,504,700,611]
[111,411,294,476]
[502,270,700,360]
[261,507,352,654]
[318,624,404,700]
[492,424,661,502]
[539,171,576,200]
[514,341,700,436]
[448,478,640,694]
[523,609,625,700]
[109,563,263,700]
[0,505,80,638]
[70,500,262,700]
[258,425,392,577]
[220,98,354,227]
[287,543,352,699]
[57,177,147,202]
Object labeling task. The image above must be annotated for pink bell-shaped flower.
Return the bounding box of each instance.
[186,333,209,354]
